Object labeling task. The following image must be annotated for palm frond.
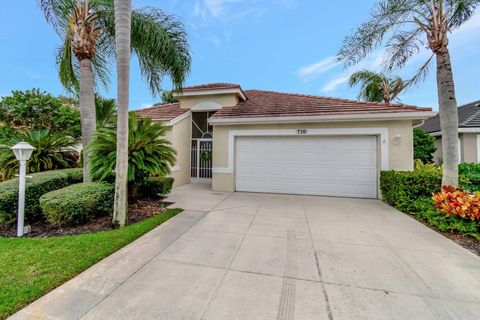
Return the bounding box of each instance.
[88,112,176,184]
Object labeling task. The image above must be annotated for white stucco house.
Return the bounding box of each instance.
[136,83,434,199]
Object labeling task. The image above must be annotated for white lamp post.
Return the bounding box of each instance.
[10,142,35,237]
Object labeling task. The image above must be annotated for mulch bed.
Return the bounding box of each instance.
[0,197,173,238]
[436,231,480,256]
[415,218,480,256]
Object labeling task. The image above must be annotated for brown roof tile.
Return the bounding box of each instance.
[181,83,241,91]
[135,103,188,121]
[211,90,432,119]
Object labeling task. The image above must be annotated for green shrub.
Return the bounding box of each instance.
[459,163,480,175]
[40,182,114,226]
[57,168,83,184]
[412,197,480,238]
[380,170,442,212]
[141,177,174,198]
[0,171,69,225]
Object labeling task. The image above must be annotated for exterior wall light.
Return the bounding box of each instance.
[394,134,402,145]
[10,142,35,237]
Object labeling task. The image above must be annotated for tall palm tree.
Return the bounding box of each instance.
[113,0,131,226]
[337,0,479,186]
[38,0,191,182]
[348,70,405,103]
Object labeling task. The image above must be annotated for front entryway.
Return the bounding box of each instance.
[191,139,213,182]
[190,111,215,183]
[235,135,378,198]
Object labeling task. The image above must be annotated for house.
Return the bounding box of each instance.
[136,83,433,199]
[419,100,480,164]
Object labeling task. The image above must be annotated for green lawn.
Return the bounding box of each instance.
[0,208,182,319]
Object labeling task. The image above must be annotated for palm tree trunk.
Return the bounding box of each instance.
[79,58,96,182]
[436,49,459,186]
[112,0,132,226]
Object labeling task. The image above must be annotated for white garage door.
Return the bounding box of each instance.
[235,135,378,198]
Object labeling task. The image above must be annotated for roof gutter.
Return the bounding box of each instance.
[209,111,436,125]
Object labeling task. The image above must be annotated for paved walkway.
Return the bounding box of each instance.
[12,184,480,319]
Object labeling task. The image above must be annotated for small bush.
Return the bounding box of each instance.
[40,182,114,226]
[141,177,174,198]
[413,197,480,236]
[0,171,68,225]
[459,163,480,175]
[432,186,480,221]
[57,168,83,184]
[380,170,442,212]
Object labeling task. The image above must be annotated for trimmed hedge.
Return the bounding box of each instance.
[141,177,174,198]
[57,168,83,184]
[380,170,442,213]
[0,171,69,225]
[40,182,114,226]
[380,169,480,212]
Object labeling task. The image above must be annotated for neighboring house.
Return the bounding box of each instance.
[136,83,433,199]
[419,100,480,164]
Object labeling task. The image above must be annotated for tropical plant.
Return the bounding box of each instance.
[432,185,480,221]
[95,95,116,128]
[113,0,132,226]
[0,89,80,138]
[89,113,176,197]
[413,128,437,163]
[414,159,443,173]
[38,0,191,182]
[160,90,179,104]
[348,70,405,103]
[0,129,79,180]
[337,0,480,187]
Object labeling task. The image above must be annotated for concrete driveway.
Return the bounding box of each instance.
[12,184,480,320]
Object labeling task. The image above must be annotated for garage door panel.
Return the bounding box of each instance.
[235,135,378,198]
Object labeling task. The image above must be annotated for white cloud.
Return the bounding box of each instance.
[20,68,40,79]
[318,50,384,93]
[298,56,339,80]
[321,75,350,93]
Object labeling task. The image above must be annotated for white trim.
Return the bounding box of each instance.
[209,112,435,125]
[477,134,480,163]
[212,127,389,174]
[156,111,191,127]
[190,101,223,111]
[174,88,247,101]
[430,127,480,136]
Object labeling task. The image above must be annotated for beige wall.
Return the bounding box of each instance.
[178,93,239,109]
[462,133,478,163]
[160,115,191,187]
[432,133,478,164]
[212,120,414,193]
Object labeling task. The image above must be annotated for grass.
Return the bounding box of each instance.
[0,208,182,319]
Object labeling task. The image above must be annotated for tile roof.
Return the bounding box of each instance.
[211,90,432,119]
[181,83,241,91]
[419,100,480,133]
[135,103,188,121]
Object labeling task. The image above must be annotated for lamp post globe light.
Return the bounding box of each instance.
[10,142,35,237]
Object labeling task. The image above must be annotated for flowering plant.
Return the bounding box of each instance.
[432,186,480,221]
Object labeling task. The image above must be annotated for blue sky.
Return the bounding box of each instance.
[0,1,479,111]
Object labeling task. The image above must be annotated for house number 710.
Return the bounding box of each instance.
[297,129,307,134]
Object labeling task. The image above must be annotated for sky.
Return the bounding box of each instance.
[0,1,479,111]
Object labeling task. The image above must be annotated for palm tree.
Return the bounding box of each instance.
[113,0,131,226]
[38,0,191,183]
[95,95,116,128]
[88,113,176,197]
[0,129,79,180]
[348,70,405,103]
[337,0,479,186]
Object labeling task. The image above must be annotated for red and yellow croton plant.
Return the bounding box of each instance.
[432,186,480,221]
